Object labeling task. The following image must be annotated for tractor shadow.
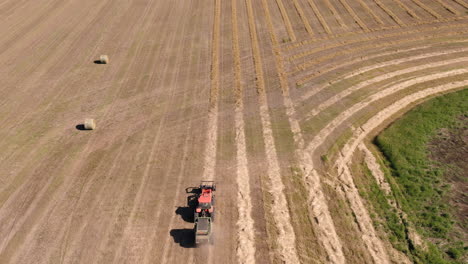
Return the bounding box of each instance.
[170,229,195,248]
[93,60,105,64]
[176,193,198,223]
[75,124,86,130]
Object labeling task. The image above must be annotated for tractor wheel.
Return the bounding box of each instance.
[211,211,215,222]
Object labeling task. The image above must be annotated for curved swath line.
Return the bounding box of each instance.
[295,44,467,100]
[291,30,468,79]
[290,43,434,88]
[306,68,468,155]
[283,19,468,54]
[260,0,345,263]
[290,30,468,77]
[336,79,468,168]
[302,52,468,120]
[245,0,300,262]
[308,75,468,264]
[295,34,468,85]
[232,0,256,262]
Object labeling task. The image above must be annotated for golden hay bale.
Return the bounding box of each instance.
[84,118,96,130]
[100,55,109,64]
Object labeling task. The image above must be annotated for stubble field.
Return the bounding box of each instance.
[0,0,467,263]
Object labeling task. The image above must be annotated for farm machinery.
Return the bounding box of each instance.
[193,181,216,245]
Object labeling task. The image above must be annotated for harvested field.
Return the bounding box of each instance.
[0,0,466,263]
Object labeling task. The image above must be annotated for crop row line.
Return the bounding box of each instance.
[338,0,369,31]
[357,0,385,25]
[373,0,406,26]
[294,30,468,85]
[453,0,468,9]
[260,0,346,262]
[282,15,467,51]
[275,0,297,42]
[323,0,348,29]
[434,0,459,15]
[393,0,421,19]
[231,0,256,262]
[286,20,468,62]
[411,0,442,19]
[306,0,332,34]
[291,0,314,36]
[245,0,300,262]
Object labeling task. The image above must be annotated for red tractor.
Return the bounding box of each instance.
[194,181,216,222]
[193,181,216,244]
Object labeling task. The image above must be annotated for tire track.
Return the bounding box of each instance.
[245,0,300,262]
[51,1,179,263]
[109,1,196,262]
[150,4,210,264]
[260,0,345,262]
[0,0,122,256]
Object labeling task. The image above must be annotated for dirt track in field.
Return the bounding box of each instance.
[0,0,467,263]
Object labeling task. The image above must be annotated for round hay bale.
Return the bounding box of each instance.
[84,118,96,130]
[100,55,109,64]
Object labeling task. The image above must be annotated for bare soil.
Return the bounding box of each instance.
[429,115,468,241]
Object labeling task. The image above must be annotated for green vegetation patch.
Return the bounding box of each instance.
[374,89,468,263]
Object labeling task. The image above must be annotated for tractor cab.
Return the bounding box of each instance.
[194,181,216,222]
